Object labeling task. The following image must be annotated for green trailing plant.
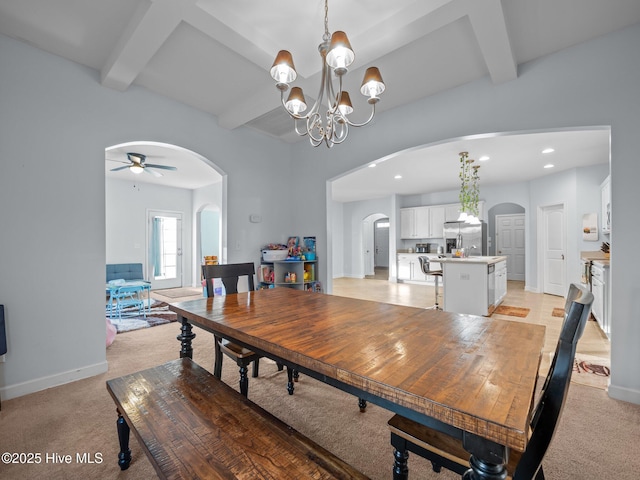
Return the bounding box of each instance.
[458,151,480,217]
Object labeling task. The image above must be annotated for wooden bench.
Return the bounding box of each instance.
[107,358,369,479]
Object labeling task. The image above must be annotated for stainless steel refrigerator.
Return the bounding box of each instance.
[443,221,487,256]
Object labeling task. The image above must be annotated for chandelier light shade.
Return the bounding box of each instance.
[270,50,297,87]
[285,87,307,115]
[269,0,385,148]
[361,67,385,102]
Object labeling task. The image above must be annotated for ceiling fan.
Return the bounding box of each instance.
[109,152,177,177]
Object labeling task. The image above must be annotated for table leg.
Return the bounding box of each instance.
[177,317,196,359]
[116,409,131,470]
[462,434,508,480]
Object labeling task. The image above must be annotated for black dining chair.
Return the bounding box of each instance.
[387,283,593,480]
[202,263,263,397]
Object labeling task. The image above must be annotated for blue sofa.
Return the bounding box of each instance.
[106,263,145,282]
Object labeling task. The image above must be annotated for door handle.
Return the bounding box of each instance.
[561,254,565,260]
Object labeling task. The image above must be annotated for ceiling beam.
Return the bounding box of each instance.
[467,0,517,84]
[101,0,197,91]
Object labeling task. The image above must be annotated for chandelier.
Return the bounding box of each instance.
[269,0,385,148]
[457,151,481,224]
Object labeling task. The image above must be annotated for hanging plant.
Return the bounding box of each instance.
[458,151,480,217]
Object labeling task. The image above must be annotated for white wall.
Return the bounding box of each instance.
[0,33,291,400]
[341,197,393,278]
[336,167,601,288]
[1,22,638,404]
[106,178,194,285]
[292,24,640,403]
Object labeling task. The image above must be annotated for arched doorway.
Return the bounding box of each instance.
[105,141,225,289]
[362,213,389,278]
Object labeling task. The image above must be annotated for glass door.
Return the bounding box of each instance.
[147,210,182,289]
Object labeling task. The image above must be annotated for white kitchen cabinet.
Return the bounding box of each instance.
[400,207,430,239]
[415,207,430,238]
[429,206,445,238]
[440,256,507,316]
[445,204,462,222]
[591,262,610,338]
[601,176,611,234]
[494,260,507,306]
[397,254,412,280]
[397,253,439,283]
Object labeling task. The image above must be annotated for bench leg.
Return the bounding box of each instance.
[287,367,295,395]
[213,336,223,378]
[252,358,259,378]
[239,364,249,397]
[391,433,409,480]
[116,409,132,470]
[177,317,195,359]
[293,369,299,382]
[358,398,367,412]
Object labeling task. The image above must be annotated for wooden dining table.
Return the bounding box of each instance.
[169,287,546,480]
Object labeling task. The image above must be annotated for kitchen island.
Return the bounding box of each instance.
[439,256,507,316]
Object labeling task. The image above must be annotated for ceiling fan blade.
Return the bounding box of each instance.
[145,164,177,171]
[106,158,131,164]
[144,168,163,177]
[110,165,130,172]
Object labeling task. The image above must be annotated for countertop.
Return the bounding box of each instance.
[438,255,507,265]
[581,250,610,267]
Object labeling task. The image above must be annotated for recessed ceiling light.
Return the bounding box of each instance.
[479,156,490,161]
[544,164,555,169]
[542,148,555,154]
[394,174,402,179]
[368,163,376,168]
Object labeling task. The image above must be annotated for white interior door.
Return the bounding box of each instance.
[496,214,525,281]
[542,205,565,296]
[148,210,183,290]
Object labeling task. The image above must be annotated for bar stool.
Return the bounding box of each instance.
[418,256,442,310]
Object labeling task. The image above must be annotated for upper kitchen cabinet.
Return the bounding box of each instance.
[400,207,430,239]
[429,205,445,238]
[400,206,445,239]
[601,176,611,234]
[444,204,462,222]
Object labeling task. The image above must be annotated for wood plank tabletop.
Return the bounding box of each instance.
[169,288,545,452]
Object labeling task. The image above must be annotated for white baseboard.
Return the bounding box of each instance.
[0,361,108,401]
[608,383,640,405]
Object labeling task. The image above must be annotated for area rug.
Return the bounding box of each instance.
[153,287,202,298]
[107,301,178,333]
[552,307,565,317]
[493,305,530,318]
[571,353,610,390]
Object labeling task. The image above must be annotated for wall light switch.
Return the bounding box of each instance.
[249,214,262,223]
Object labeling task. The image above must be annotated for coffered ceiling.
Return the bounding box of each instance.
[1,0,637,196]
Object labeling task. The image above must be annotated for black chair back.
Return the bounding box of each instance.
[202,263,255,297]
[513,283,593,479]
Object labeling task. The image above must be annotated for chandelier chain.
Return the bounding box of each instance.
[323,0,330,42]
